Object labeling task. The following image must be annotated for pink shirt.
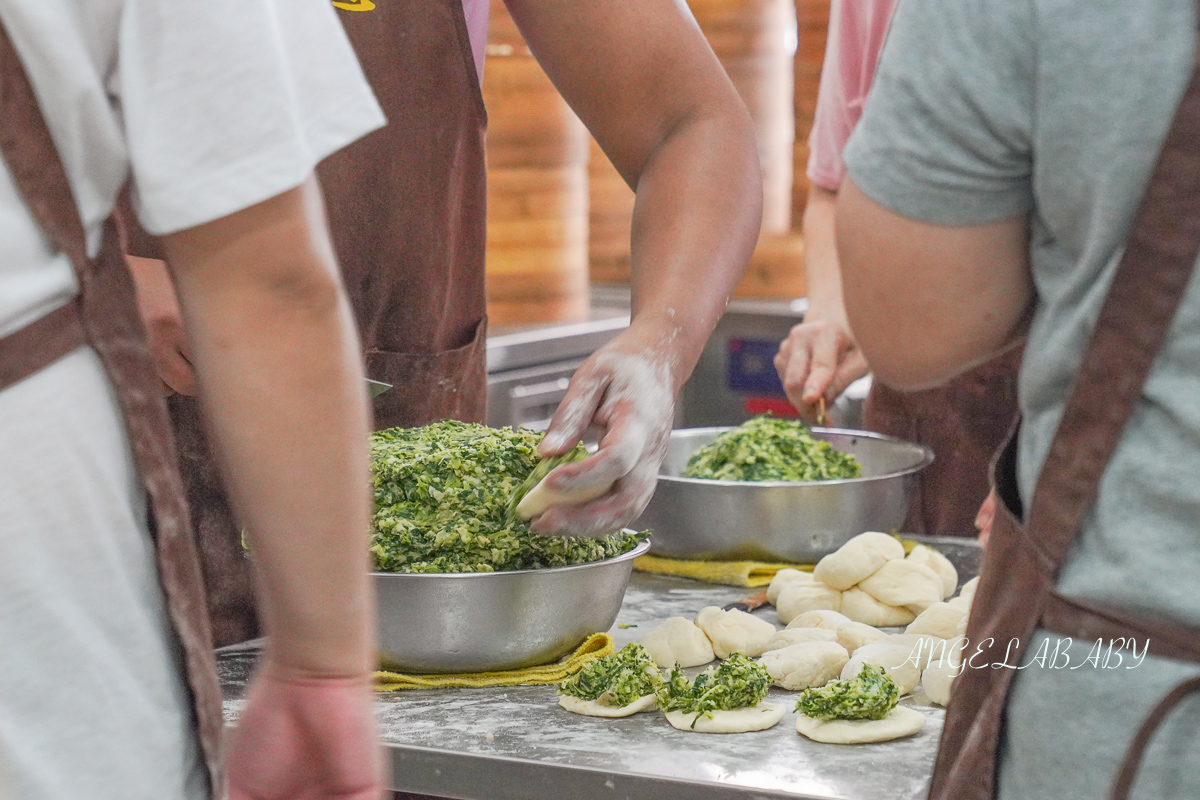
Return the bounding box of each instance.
[463,0,489,85]
[806,0,898,191]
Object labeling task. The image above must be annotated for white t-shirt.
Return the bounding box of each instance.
[0,2,383,799]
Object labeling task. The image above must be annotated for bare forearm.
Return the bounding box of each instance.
[802,184,845,320]
[162,181,374,677]
[626,109,761,389]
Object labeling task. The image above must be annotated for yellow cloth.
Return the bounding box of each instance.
[633,535,918,587]
[633,554,812,587]
[374,632,614,691]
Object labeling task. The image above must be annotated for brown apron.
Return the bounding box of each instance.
[134,0,490,646]
[930,20,1200,800]
[864,346,1020,537]
[0,25,225,800]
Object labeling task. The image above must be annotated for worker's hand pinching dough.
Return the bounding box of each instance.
[532,333,676,538]
[775,315,868,422]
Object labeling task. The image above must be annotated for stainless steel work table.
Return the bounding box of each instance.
[218,537,981,800]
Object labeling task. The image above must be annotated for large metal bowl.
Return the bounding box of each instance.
[373,538,650,673]
[636,427,933,562]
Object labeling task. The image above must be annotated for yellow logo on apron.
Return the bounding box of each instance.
[332,0,375,10]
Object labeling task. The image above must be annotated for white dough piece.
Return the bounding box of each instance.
[786,609,852,632]
[766,627,838,652]
[813,532,906,591]
[889,633,947,670]
[795,705,925,744]
[695,607,776,659]
[558,693,658,717]
[840,588,916,627]
[776,580,842,624]
[760,641,850,690]
[640,617,716,668]
[841,643,922,695]
[857,560,944,613]
[921,655,964,707]
[767,568,815,605]
[836,620,892,654]
[906,601,968,641]
[664,702,784,733]
[905,544,959,599]
[949,576,980,613]
[515,476,613,519]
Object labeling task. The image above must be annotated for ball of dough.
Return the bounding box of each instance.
[765,627,838,652]
[840,587,916,627]
[905,544,959,599]
[795,705,925,743]
[889,633,947,670]
[835,620,892,654]
[695,606,776,659]
[640,616,716,668]
[841,642,922,695]
[766,568,814,605]
[905,601,969,642]
[948,576,980,613]
[785,609,853,632]
[813,532,906,591]
[664,702,784,734]
[776,580,842,624]
[760,641,850,690]
[857,559,944,613]
[922,657,963,707]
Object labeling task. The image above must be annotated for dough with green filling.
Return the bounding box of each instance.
[558,693,658,717]
[664,702,784,733]
[795,705,925,743]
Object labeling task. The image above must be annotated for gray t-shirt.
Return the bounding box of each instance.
[844,0,1200,796]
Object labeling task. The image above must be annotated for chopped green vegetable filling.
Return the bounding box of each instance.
[657,652,771,726]
[558,643,664,707]
[680,414,862,482]
[370,421,645,573]
[795,664,899,721]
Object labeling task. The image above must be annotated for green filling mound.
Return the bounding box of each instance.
[658,652,770,725]
[370,421,645,573]
[681,414,862,482]
[558,643,664,707]
[795,664,899,721]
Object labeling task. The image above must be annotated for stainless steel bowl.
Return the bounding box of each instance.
[636,427,933,562]
[373,538,650,673]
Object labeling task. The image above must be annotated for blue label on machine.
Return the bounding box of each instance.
[727,338,786,395]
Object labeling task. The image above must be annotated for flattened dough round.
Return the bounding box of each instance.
[664,702,784,733]
[776,580,842,624]
[640,616,716,668]
[905,602,968,641]
[813,532,906,591]
[857,560,943,612]
[786,609,852,632]
[766,627,838,652]
[905,544,958,599]
[696,606,776,659]
[836,620,892,654]
[841,643,921,695]
[795,706,925,744]
[558,693,658,717]
[840,587,916,627]
[760,641,849,690]
[767,568,815,605]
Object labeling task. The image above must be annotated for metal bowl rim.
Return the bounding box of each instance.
[659,425,935,487]
[370,536,650,579]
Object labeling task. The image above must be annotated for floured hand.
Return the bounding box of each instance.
[532,328,677,538]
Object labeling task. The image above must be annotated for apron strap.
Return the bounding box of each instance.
[1109,676,1200,800]
[1043,592,1200,665]
[0,302,85,391]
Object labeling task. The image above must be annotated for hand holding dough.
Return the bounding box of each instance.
[760,641,849,690]
[905,602,968,640]
[767,568,814,605]
[905,544,958,599]
[695,607,776,659]
[640,617,715,668]
[765,627,838,652]
[515,475,613,519]
[857,559,944,613]
[664,702,784,733]
[841,643,921,695]
[776,580,842,624]
[835,620,892,654]
[786,609,853,632]
[795,705,925,743]
[840,587,916,627]
[813,532,906,590]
